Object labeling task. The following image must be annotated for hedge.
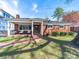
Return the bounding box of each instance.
[52,32,74,36]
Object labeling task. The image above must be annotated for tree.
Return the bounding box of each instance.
[53,7,64,21]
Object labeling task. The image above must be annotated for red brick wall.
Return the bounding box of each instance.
[51,25,70,32]
[43,25,71,35]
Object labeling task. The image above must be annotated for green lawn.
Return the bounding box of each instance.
[0,37,13,42]
[49,35,75,41]
[0,35,79,59]
[0,36,30,42]
[50,32,77,42]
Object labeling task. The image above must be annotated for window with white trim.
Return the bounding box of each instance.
[48,25,52,28]
[19,24,31,30]
[60,25,64,29]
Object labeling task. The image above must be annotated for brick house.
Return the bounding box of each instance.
[7,15,72,36]
[9,15,49,36]
[45,21,71,35]
[0,9,74,37]
[70,22,79,32]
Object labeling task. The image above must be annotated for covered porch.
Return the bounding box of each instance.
[9,19,44,36]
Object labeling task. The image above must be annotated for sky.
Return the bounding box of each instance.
[0,0,79,19]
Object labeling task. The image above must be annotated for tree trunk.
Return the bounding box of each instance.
[43,25,48,36]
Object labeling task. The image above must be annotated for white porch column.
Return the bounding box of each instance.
[41,21,43,35]
[7,21,10,36]
[32,21,34,36]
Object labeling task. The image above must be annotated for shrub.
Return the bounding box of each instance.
[52,32,58,36]
[59,32,67,36]
[52,32,67,36]
[68,32,74,36]
[52,32,74,36]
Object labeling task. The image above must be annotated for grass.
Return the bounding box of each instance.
[0,36,30,42]
[49,35,75,41]
[0,39,79,59]
[0,37,14,42]
[0,40,62,59]
[0,35,79,59]
[49,32,77,42]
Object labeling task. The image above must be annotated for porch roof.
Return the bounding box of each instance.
[10,18,48,22]
[9,18,49,25]
[51,21,72,25]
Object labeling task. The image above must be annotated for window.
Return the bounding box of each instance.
[48,25,52,28]
[2,26,5,29]
[0,11,3,16]
[60,25,64,28]
[0,26,6,30]
[20,24,31,30]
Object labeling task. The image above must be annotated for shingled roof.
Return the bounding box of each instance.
[10,18,48,22]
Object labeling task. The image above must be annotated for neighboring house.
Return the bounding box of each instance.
[0,9,14,37]
[0,9,14,18]
[63,11,79,32]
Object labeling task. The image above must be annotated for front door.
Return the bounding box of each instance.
[33,25,41,35]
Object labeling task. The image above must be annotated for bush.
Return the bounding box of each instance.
[52,32,58,36]
[60,32,67,36]
[52,32,74,36]
[68,32,74,36]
